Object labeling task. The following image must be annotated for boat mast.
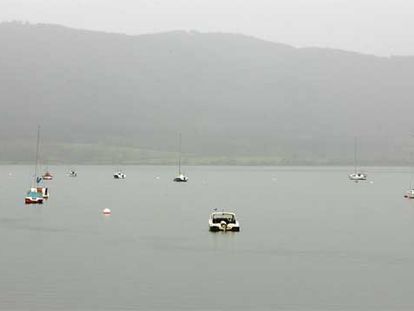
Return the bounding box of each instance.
[178,133,182,175]
[410,151,413,189]
[354,136,357,174]
[34,125,40,185]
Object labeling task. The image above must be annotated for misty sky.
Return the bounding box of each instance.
[1,0,413,56]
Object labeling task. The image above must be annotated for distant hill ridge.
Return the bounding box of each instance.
[1,22,413,164]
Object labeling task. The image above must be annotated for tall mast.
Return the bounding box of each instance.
[178,133,182,175]
[34,125,40,185]
[354,136,357,174]
[410,151,413,189]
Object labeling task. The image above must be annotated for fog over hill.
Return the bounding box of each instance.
[1,22,414,165]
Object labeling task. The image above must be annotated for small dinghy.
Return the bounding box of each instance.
[42,170,53,180]
[113,171,126,179]
[209,212,240,232]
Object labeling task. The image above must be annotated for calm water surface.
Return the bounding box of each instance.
[1,165,414,310]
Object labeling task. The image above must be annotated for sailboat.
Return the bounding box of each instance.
[404,152,414,198]
[349,137,367,181]
[173,133,188,182]
[112,153,126,179]
[25,126,49,204]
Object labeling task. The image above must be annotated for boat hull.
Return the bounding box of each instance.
[25,197,43,204]
[209,225,240,232]
[349,174,367,181]
[173,178,188,182]
[113,175,126,179]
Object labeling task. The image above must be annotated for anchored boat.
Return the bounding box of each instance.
[404,189,414,199]
[173,133,188,182]
[68,170,77,177]
[42,170,53,180]
[25,188,44,204]
[349,137,367,181]
[209,212,240,232]
[113,171,126,179]
[25,126,49,204]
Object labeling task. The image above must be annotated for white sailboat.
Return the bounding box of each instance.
[404,152,414,198]
[349,137,367,181]
[113,171,126,179]
[173,133,188,182]
[25,126,49,204]
[113,154,126,179]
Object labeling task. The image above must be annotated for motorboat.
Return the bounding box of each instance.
[113,171,126,179]
[68,170,77,177]
[209,212,240,232]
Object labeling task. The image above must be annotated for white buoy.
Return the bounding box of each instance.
[103,208,111,215]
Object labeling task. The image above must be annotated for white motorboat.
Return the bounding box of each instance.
[209,212,240,232]
[113,171,126,179]
[68,170,77,177]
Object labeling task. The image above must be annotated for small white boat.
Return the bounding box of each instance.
[113,171,126,179]
[209,212,240,232]
[349,137,367,182]
[25,126,49,203]
[42,170,53,180]
[349,172,367,181]
[174,173,188,182]
[68,170,77,177]
[404,189,414,199]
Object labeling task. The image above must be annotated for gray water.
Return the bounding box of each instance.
[1,165,414,310]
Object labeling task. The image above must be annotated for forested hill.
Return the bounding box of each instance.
[1,22,414,164]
